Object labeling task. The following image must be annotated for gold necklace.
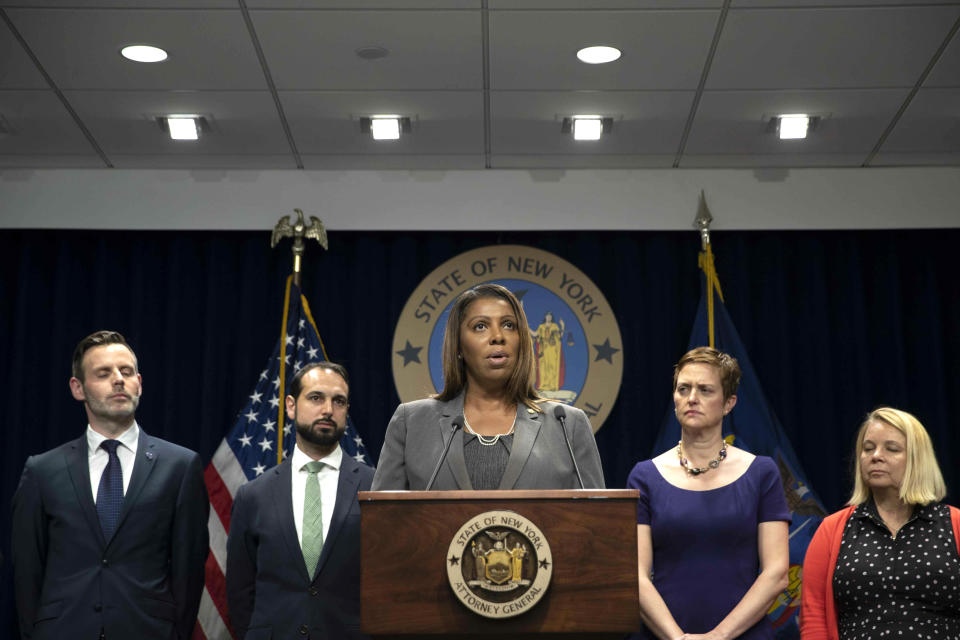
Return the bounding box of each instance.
[677,439,727,475]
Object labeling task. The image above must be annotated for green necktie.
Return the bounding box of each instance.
[302,460,326,580]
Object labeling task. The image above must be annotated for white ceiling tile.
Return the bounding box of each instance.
[250,10,482,90]
[708,6,960,89]
[731,0,948,7]
[5,8,267,90]
[0,89,95,153]
[0,154,103,167]
[0,15,49,88]
[63,90,291,155]
[490,153,674,168]
[924,30,960,88]
[489,9,719,90]
[490,1,721,7]
[881,87,960,153]
[680,153,865,167]
[870,151,960,166]
[301,154,484,169]
[0,2,238,6]
[246,1,478,7]
[109,154,298,168]
[490,90,694,154]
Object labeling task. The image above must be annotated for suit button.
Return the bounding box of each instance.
[309,588,318,597]
[94,604,103,612]
[298,624,308,635]
[101,558,109,566]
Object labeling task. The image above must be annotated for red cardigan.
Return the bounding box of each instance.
[799,503,960,640]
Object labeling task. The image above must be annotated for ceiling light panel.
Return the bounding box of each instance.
[120,45,168,63]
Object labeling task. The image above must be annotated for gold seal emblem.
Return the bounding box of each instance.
[392,245,623,430]
[446,510,552,619]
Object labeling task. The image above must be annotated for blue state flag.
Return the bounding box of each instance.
[652,244,826,640]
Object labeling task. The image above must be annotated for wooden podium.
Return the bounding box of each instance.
[359,489,641,639]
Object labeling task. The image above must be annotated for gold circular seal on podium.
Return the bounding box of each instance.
[446,510,552,619]
[392,245,623,430]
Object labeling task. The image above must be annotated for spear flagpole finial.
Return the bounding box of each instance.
[271,208,329,287]
[693,190,713,251]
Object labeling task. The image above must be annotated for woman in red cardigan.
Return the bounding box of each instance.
[799,407,960,640]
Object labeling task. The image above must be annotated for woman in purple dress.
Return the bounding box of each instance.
[627,347,791,640]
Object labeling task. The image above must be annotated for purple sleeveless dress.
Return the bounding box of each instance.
[627,456,790,639]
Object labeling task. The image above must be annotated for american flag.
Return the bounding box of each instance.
[192,276,373,640]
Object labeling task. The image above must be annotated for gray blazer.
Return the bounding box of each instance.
[371,393,605,490]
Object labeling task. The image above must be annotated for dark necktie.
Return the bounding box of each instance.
[96,440,123,540]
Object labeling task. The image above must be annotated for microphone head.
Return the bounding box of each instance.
[553,405,566,421]
[452,415,465,429]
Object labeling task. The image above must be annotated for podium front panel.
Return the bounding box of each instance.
[360,489,641,635]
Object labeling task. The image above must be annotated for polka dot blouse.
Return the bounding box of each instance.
[833,500,960,639]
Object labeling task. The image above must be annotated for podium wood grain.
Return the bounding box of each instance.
[360,489,641,637]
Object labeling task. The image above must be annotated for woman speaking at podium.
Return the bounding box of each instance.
[627,347,790,640]
[372,283,604,491]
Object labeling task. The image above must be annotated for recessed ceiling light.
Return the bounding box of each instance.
[562,115,612,141]
[360,115,412,141]
[371,117,400,140]
[121,45,168,63]
[576,46,621,64]
[778,114,810,140]
[166,116,199,140]
[356,46,389,60]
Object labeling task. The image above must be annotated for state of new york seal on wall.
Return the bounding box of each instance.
[392,245,623,430]
[446,511,552,619]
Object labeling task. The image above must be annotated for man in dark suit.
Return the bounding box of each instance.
[226,361,374,640]
[11,330,209,640]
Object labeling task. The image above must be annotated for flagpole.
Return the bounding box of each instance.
[270,209,329,461]
[693,191,723,348]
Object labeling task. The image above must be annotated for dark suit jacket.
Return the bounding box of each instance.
[226,450,374,640]
[11,430,209,640]
[371,393,605,490]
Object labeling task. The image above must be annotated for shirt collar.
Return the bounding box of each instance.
[292,440,342,473]
[86,421,140,456]
[854,497,938,523]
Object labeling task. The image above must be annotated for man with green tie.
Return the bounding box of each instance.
[226,361,374,640]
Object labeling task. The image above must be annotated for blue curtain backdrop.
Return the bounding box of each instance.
[2,228,958,636]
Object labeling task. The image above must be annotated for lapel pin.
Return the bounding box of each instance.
[145,451,155,460]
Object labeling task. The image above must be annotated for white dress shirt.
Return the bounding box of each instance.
[291,442,341,549]
[87,422,140,502]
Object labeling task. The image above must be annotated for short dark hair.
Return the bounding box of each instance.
[288,361,350,400]
[673,347,741,400]
[72,330,136,381]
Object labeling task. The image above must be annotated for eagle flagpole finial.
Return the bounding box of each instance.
[271,209,328,287]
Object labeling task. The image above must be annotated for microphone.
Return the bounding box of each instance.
[425,415,464,491]
[554,406,585,489]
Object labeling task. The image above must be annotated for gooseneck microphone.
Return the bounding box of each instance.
[554,406,585,489]
[425,415,464,490]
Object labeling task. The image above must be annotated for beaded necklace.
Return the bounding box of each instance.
[677,439,727,475]
[463,415,516,446]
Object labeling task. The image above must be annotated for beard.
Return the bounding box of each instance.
[295,417,346,448]
[85,390,139,422]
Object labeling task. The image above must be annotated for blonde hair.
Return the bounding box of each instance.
[849,407,947,506]
[434,284,541,412]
